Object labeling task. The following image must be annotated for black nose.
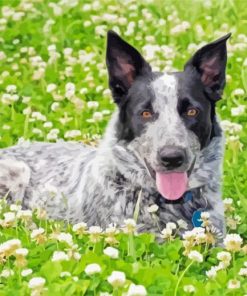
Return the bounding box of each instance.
[158,146,186,169]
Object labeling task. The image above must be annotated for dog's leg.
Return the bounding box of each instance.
[0,159,31,203]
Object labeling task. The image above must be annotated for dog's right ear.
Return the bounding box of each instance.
[106,30,151,104]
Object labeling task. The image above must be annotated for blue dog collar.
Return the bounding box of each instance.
[183,191,193,202]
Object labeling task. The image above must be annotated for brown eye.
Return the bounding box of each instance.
[141,111,152,119]
[186,108,199,117]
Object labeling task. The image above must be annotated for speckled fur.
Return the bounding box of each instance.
[0,73,225,241]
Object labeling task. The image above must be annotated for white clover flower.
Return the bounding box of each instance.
[73,252,81,261]
[227,279,240,289]
[23,106,32,115]
[22,96,31,104]
[103,247,119,259]
[46,83,57,93]
[177,219,188,229]
[64,130,82,139]
[217,251,231,263]
[79,88,88,94]
[239,268,247,276]
[231,105,245,116]
[107,271,126,288]
[84,263,102,276]
[123,219,136,234]
[0,51,6,60]
[161,228,173,239]
[47,128,60,141]
[1,93,12,105]
[63,48,73,56]
[147,204,159,213]
[31,111,46,121]
[28,277,46,289]
[183,285,195,293]
[195,232,206,244]
[93,111,103,122]
[43,121,53,128]
[166,222,177,230]
[0,269,14,278]
[2,124,11,130]
[57,232,73,246]
[206,266,218,279]
[15,248,28,257]
[188,250,203,263]
[31,228,45,239]
[102,109,111,115]
[60,271,71,278]
[0,239,21,255]
[51,102,60,111]
[32,128,43,136]
[10,204,22,212]
[52,251,69,262]
[21,269,33,277]
[223,234,243,252]
[231,88,245,96]
[224,198,233,205]
[201,212,210,219]
[183,230,196,241]
[6,84,17,93]
[65,82,75,98]
[220,120,242,133]
[17,210,32,220]
[82,3,91,11]
[103,88,111,97]
[87,101,99,109]
[48,44,56,52]
[127,283,147,296]
[72,222,87,234]
[88,226,102,234]
[3,212,16,223]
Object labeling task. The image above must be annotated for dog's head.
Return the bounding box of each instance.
[106,31,230,201]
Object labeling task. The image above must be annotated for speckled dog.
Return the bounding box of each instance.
[0,31,231,241]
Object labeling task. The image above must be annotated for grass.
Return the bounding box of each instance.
[0,0,247,295]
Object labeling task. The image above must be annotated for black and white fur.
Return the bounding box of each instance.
[0,31,231,240]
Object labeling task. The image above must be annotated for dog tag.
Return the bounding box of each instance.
[192,210,202,227]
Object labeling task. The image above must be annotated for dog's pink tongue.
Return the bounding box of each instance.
[156,172,188,200]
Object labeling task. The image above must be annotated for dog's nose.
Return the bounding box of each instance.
[158,146,186,169]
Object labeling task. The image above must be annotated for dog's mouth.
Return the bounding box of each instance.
[144,157,196,201]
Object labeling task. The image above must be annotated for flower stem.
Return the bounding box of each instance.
[23,113,29,139]
[174,260,194,296]
[128,233,136,259]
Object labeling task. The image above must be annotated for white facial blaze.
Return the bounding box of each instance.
[150,73,187,147]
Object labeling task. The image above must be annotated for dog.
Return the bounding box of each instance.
[0,31,231,241]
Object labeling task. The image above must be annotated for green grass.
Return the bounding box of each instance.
[0,0,246,295]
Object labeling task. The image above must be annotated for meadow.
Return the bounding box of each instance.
[0,0,246,295]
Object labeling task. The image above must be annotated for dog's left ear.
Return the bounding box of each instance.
[184,33,231,101]
[106,30,151,104]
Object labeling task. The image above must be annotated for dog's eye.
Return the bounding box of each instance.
[185,107,199,117]
[141,110,152,119]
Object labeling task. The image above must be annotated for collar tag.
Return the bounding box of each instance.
[192,210,203,227]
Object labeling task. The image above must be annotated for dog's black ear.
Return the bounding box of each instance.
[106,30,151,104]
[185,33,231,101]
